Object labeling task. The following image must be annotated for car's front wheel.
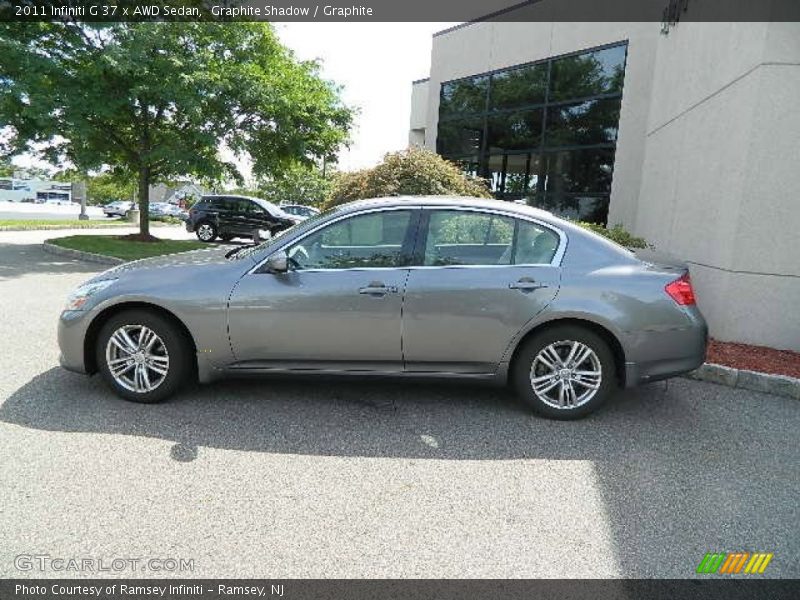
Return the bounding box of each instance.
[195,221,217,242]
[96,310,192,403]
[512,325,616,420]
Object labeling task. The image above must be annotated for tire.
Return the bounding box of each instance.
[512,325,616,420]
[95,309,193,404]
[195,220,217,242]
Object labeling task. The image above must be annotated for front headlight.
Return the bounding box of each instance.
[64,279,118,311]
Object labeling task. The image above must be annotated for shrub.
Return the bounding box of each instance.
[324,147,491,209]
[576,221,649,249]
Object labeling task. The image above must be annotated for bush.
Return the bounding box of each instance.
[324,147,491,209]
[577,221,649,249]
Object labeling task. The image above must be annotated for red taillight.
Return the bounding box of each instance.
[665,273,696,305]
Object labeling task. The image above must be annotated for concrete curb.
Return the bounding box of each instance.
[42,241,125,266]
[687,363,800,400]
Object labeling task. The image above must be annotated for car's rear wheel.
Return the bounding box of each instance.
[96,310,192,403]
[512,325,616,420]
[196,221,217,242]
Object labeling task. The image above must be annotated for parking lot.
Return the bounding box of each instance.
[0,228,798,579]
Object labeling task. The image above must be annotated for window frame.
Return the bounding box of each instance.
[410,207,566,270]
[252,206,422,274]
[436,40,628,225]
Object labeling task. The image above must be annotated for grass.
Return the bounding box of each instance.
[49,235,207,261]
[0,218,179,231]
[0,219,134,231]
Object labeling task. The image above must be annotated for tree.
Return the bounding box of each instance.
[324,147,491,209]
[0,22,353,239]
[53,169,135,206]
[257,161,333,208]
[0,157,14,178]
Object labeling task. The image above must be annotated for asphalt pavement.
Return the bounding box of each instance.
[0,228,797,579]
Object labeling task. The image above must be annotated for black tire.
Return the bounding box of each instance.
[512,325,616,420]
[96,309,193,404]
[195,220,217,242]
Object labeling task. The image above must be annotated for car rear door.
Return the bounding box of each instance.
[401,208,562,375]
[227,207,419,371]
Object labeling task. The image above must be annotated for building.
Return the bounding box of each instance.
[409,17,800,351]
[0,175,73,204]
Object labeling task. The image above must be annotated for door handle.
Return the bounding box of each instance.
[358,283,399,296]
[509,278,547,292]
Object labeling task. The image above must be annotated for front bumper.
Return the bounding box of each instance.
[57,310,93,375]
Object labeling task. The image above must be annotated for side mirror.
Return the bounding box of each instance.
[264,251,289,274]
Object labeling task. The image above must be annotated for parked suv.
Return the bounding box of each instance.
[186,195,300,242]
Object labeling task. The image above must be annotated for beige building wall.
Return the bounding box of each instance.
[636,22,800,350]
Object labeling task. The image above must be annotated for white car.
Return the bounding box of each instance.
[103,201,135,218]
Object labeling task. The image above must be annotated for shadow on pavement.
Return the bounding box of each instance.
[0,243,100,280]
[2,368,798,576]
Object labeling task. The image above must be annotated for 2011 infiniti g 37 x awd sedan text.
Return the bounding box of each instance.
[58,197,707,419]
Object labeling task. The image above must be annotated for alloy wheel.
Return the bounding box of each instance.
[105,324,170,393]
[197,223,214,241]
[529,340,602,409]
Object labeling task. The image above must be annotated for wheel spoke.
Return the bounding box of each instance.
[110,331,135,355]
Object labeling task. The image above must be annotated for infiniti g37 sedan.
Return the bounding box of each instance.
[58,197,707,419]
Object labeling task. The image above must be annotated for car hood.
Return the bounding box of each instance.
[90,245,255,282]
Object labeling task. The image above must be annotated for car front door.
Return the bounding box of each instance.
[227,208,418,371]
[402,208,562,374]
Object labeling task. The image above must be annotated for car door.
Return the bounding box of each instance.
[227,207,418,371]
[402,208,562,374]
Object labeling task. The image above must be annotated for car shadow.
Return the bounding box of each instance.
[2,367,798,576]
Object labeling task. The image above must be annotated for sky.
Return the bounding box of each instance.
[10,23,458,179]
[274,22,458,172]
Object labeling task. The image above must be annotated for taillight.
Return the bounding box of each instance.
[665,273,696,305]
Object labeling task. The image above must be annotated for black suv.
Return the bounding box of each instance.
[186,195,300,242]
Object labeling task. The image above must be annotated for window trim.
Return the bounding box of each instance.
[410,206,566,270]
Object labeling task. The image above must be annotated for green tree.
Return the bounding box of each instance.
[0,22,352,238]
[257,161,333,208]
[0,157,13,177]
[325,147,491,209]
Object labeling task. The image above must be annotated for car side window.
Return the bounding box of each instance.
[513,220,560,265]
[424,210,515,266]
[287,210,412,270]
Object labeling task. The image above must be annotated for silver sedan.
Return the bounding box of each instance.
[58,197,707,419]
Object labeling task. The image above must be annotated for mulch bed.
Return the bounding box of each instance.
[707,339,800,379]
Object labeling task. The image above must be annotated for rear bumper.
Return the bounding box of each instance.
[623,320,708,388]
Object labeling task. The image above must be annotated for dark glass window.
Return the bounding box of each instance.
[545,98,621,147]
[489,63,548,110]
[545,148,615,195]
[486,109,543,153]
[550,44,626,102]
[437,118,484,157]
[439,76,488,117]
[437,42,627,224]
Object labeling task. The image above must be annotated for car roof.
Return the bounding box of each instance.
[335,195,555,221]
